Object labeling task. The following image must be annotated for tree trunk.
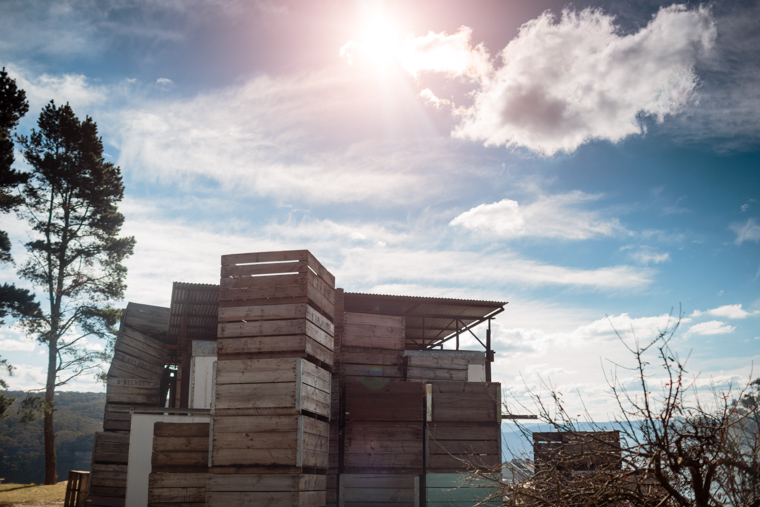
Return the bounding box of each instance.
[44,338,57,485]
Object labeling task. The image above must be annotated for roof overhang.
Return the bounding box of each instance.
[343,292,507,350]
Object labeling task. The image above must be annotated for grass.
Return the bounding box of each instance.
[0,482,67,506]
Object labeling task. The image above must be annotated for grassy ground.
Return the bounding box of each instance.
[0,482,67,507]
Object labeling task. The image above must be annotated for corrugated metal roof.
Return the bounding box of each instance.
[343,292,507,350]
[167,282,219,344]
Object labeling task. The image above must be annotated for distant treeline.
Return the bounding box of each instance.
[0,391,105,484]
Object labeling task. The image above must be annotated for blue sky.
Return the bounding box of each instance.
[0,0,758,418]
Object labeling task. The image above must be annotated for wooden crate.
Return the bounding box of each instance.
[92,432,130,465]
[121,302,170,339]
[339,348,403,380]
[426,423,501,472]
[148,473,208,506]
[152,422,210,473]
[403,355,468,382]
[206,473,326,507]
[343,422,423,472]
[428,382,501,423]
[345,380,424,423]
[106,377,161,405]
[89,463,127,500]
[218,318,333,352]
[217,334,333,367]
[212,414,329,468]
[219,250,335,318]
[342,313,404,351]
[213,358,331,417]
[102,404,132,432]
[339,474,419,507]
[218,302,334,335]
[425,473,502,506]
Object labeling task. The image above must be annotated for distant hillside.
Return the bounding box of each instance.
[0,391,105,484]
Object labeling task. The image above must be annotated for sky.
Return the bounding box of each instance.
[0,0,758,420]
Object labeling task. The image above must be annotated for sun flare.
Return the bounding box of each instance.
[340,12,404,70]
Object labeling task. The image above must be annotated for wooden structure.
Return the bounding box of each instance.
[64,470,89,507]
[533,431,622,472]
[88,250,506,506]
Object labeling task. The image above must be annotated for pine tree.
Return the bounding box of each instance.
[17,101,135,484]
[0,68,39,417]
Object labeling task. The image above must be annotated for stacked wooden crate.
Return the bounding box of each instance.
[209,250,335,507]
[90,303,170,506]
[148,422,209,507]
[339,312,405,381]
[424,381,501,504]
[341,379,424,507]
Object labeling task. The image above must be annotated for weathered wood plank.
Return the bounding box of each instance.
[307,251,335,288]
[154,422,210,437]
[405,367,467,382]
[149,473,209,488]
[205,490,325,506]
[149,487,206,503]
[219,273,305,290]
[221,250,309,266]
[153,436,209,452]
[217,303,334,335]
[206,473,326,491]
[345,380,424,422]
[221,260,305,278]
[217,319,333,351]
[343,313,405,328]
[216,335,333,366]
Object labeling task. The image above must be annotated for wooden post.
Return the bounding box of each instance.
[485,320,492,382]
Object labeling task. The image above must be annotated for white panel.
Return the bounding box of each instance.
[190,356,217,409]
[467,364,485,382]
[125,413,211,507]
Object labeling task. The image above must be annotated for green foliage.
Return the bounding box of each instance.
[0,68,39,327]
[0,391,105,483]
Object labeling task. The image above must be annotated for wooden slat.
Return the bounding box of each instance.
[220,259,305,278]
[344,313,405,328]
[345,380,424,422]
[219,272,304,290]
[431,382,500,423]
[404,355,469,370]
[307,251,335,288]
[216,335,333,366]
[206,490,325,506]
[122,303,170,337]
[221,250,309,266]
[340,474,417,505]
[154,422,210,437]
[217,319,333,351]
[405,367,467,382]
[217,303,334,334]
[206,473,326,491]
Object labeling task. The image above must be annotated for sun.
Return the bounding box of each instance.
[340,11,404,70]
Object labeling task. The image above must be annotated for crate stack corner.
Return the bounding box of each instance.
[209,250,335,507]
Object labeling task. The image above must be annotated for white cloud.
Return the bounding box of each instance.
[0,323,36,352]
[338,247,653,292]
[112,66,479,205]
[731,218,760,245]
[0,339,36,352]
[404,6,715,155]
[625,246,671,265]
[398,26,492,80]
[4,64,107,115]
[156,77,175,90]
[691,304,759,320]
[685,320,736,337]
[450,191,626,240]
